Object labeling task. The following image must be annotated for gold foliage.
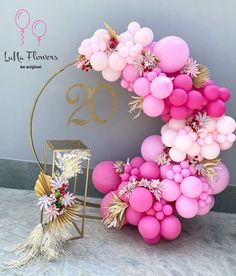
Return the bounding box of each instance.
[103,194,128,229]
[34,172,52,197]
[129,96,143,119]
[104,22,118,41]
[193,65,210,88]
[196,158,221,180]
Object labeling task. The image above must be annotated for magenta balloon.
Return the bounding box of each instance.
[206,99,226,117]
[160,215,182,240]
[170,105,189,119]
[169,88,188,106]
[205,162,229,194]
[153,36,189,73]
[139,161,160,180]
[138,216,160,239]
[203,85,220,100]
[130,156,145,168]
[92,161,121,193]
[141,135,164,162]
[186,90,204,109]
[100,191,117,218]
[174,74,193,91]
[129,187,153,212]
[219,87,231,102]
[142,95,165,117]
[143,234,161,245]
[126,206,144,225]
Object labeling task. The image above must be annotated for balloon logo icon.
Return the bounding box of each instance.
[15,9,30,46]
[32,20,47,45]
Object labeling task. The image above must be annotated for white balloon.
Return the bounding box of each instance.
[174,135,193,152]
[161,129,177,147]
[220,141,233,150]
[204,118,216,132]
[93,29,108,41]
[169,147,186,162]
[216,116,236,134]
[127,22,141,34]
[108,52,127,71]
[90,52,108,71]
[102,67,121,82]
[201,142,220,159]
[187,142,201,157]
[161,124,169,134]
[119,31,134,43]
[168,119,186,130]
[134,27,154,46]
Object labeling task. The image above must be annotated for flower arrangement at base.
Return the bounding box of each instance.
[4,149,90,269]
[78,21,236,245]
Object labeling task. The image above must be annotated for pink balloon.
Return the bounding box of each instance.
[160,215,182,240]
[32,19,47,45]
[174,74,193,91]
[219,87,231,102]
[100,191,117,218]
[122,64,139,82]
[206,99,226,117]
[180,176,203,198]
[205,162,229,194]
[138,216,160,239]
[160,164,173,179]
[186,90,204,109]
[176,195,199,218]
[126,206,144,225]
[129,187,153,212]
[170,105,189,119]
[143,234,161,245]
[161,179,181,201]
[117,182,129,202]
[133,77,151,96]
[92,161,121,193]
[141,135,164,162]
[130,156,145,168]
[197,200,213,216]
[150,76,173,99]
[153,36,189,73]
[142,95,165,117]
[203,85,220,100]
[139,161,160,180]
[169,88,187,106]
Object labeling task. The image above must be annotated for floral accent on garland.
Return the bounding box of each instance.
[76,55,92,71]
[192,64,210,88]
[103,193,128,229]
[187,112,210,132]
[119,178,164,201]
[194,158,221,180]
[104,22,119,51]
[128,96,143,119]
[133,50,160,74]
[181,58,200,78]
[114,160,125,174]
[155,147,171,165]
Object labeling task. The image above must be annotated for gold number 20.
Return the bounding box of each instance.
[66,83,117,126]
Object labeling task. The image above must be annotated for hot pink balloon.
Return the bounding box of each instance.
[92,161,121,194]
[138,216,160,239]
[143,234,161,245]
[153,36,189,73]
[15,9,30,46]
[126,206,144,225]
[130,156,145,168]
[139,161,160,180]
[32,19,47,45]
[129,187,153,212]
[160,215,182,240]
[173,74,193,91]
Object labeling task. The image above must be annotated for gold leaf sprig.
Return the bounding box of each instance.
[195,158,221,180]
[193,64,210,88]
[128,96,143,119]
[103,194,128,229]
[104,22,118,41]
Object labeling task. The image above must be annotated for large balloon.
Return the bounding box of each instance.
[92,161,121,193]
[153,36,189,73]
[141,135,164,162]
[205,162,230,194]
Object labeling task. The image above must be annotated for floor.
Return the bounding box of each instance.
[0,187,236,276]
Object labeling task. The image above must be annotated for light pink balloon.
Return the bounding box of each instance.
[180,176,203,198]
[205,162,229,194]
[176,195,199,218]
[161,179,181,201]
[138,216,160,239]
[92,161,121,193]
[150,76,173,99]
[129,187,153,212]
[160,215,182,240]
[153,36,189,73]
[133,77,151,96]
[126,206,144,225]
[142,95,165,117]
[122,64,139,82]
[141,135,164,162]
[160,164,173,179]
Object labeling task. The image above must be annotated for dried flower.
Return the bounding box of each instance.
[181,58,200,77]
[45,205,60,222]
[114,160,125,174]
[76,55,92,71]
[155,150,171,166]
[195,158,221,180]
[133,50,160,74]
[62,192,76,207]
[187,112,209,132]
[37,195,51,210]
[128,96,143,119]
[50,176,67,190]
[193,64,210,89]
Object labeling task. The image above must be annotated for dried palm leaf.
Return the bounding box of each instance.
[103,194,128,229]
[195,158,221,180]
[104,22,118,41]
[34,172,52,197]
[193,64,210,88]
[129,96,143,119]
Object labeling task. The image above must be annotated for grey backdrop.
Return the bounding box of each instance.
[0,0,236,185]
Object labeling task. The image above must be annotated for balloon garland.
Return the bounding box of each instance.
[77,22,236,244]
